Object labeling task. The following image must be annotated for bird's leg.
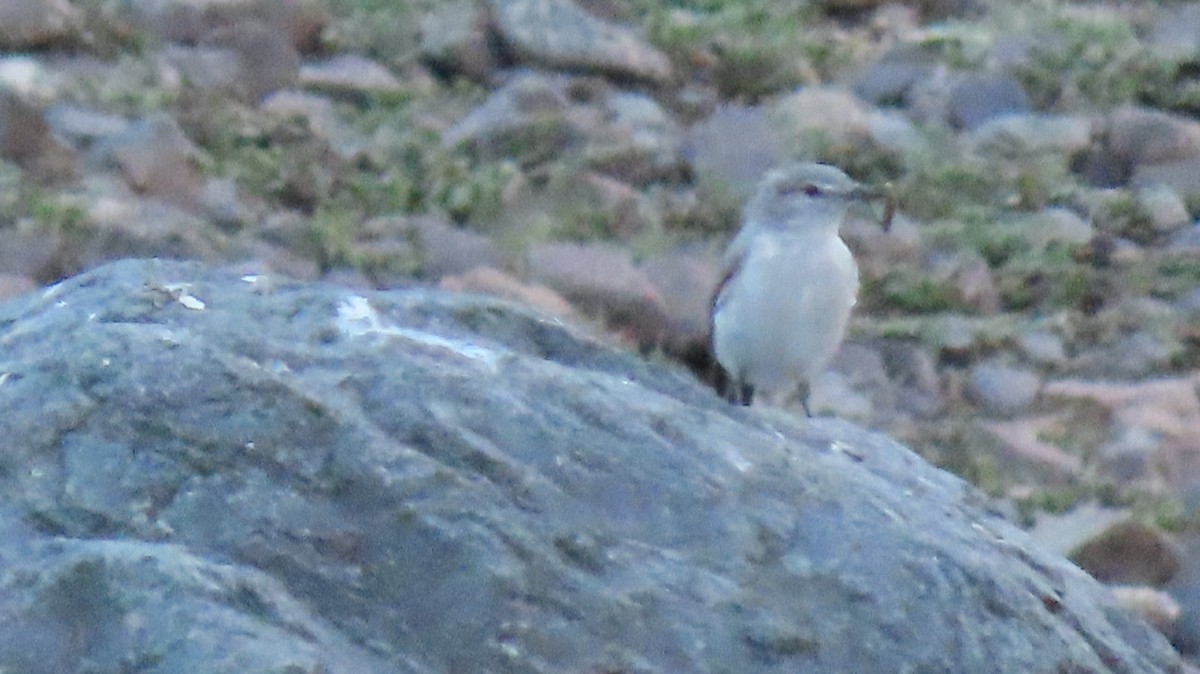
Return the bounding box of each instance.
[738,382,754,406]
[796,380,812,417]
[714,362,754,406]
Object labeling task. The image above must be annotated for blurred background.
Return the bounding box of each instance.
[1,0,1200,656]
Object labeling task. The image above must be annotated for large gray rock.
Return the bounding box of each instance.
[0,259,1182,674]
[487,0,672,84]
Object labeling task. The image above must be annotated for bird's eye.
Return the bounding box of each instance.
[803,184,822,197]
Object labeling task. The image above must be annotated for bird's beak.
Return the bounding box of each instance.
[848,182,896,231]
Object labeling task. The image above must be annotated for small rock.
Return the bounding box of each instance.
[1082,106,1200,187]
[878,340,943,418]
[979,415,1083,479]
[125,0,329,51]
[442,71,575,165]
[206,22,302,101]
[440,265,576,320]
[584,91,683,184]
[198,178,247,230]
[1016,329,1066,367]
[44,105,131,147]
[1070,520,1181,586]
[947,72,1030,130]
[809,367,874,421]
[1165,531,1200,656]
[854,45,939,104]
[1109,332,1178,377]
[525,241,666,343]
[1136,184,1190,234]
[0,227,60,280]
[925,313,976,364]
[260,90,366,161]
[1111,586,1181,635]
[300,55,404,98]
[236,241,323,282]
[1094,425,1163,484]
[91,113,202,207]
[0,88,78,182]
[487,0,672,84]
[1028,502,1132,557]
[685,103,788,201]
[1106,106,1200,165]
[420,0,498,83]
[159,21,301,102]
[0,0,77,48]
[1044,374,1200,490]
[640,249,721,359]
[1133,157,1200,202]
[866,108,929,156]
[1169,222,1200,253]
[967,113,1092,158]
[1180,286,1200,313]
[841,211,923,278]
[446,72,681,180]
[404,215,504,280]
[0,54,56,98]
[0,273,36,301]
[951,254,1000,314]
[282,0,331,54]
[159,44,244,94]
[0,89,48,161]
[821,342,893,420]
[1020,207,1095,248]
[576,172,644,239]
[773,86,873,153]
[77,183,228,265]
[1149,3,1200,62]
[342,218,419,286]
[968,360,1040,416]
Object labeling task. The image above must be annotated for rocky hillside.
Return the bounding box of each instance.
[0,258,1183,674]
[1,0,1200,661]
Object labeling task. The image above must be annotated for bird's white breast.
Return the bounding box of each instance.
[712,231,859,395]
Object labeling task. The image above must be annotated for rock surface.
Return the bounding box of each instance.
[0,259,1182,674]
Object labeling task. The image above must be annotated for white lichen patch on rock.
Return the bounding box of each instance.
[336,294,500,369]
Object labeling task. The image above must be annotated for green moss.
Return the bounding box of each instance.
[914,23,994,70]
[72,0,154,58]
[1154,255,1200,298]
[916,419,1010,496]
[306,206,360,271]
[924,212,1033,268]
[1016,11,1179,109]
[900,160,999,222]
[429,157,522,224]
[1094,192,1157,244]
[323,0,432,64]
[74,54,175,113]
[30,196,88,237]
[996,251,1097,312]
[1014,486,1091,527]
[866,271,960,314]
[1147,498,1188,533]
[638,1,859,100]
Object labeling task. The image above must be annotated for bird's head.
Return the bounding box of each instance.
[746,162,893,235]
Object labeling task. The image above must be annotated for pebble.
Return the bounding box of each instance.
[968,360,1040,416]
[1070,520,1181,586]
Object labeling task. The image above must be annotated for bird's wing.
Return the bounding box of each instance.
[710,241,747,316]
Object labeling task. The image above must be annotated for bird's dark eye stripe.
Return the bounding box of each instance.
[779,183,824,197]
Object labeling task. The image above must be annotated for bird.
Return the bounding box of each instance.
[710,162,892,413]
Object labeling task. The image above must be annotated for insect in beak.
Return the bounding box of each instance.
[848,182,896,231]
[880,182,896,232]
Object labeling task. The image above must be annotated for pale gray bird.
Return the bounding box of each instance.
[710,162,891,413]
